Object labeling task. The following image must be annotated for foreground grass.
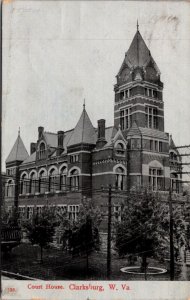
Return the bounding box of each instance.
[1,243,189,280]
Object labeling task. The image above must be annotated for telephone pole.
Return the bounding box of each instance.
[107,184,112,279]
[169,188,175,280]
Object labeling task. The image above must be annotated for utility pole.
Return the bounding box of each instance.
[169,188,175,280]
[107,184,112,279]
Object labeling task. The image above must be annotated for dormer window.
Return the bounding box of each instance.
[39,142,46,160]
[115,142,125,156]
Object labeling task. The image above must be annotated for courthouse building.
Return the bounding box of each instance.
[4,27,182,220]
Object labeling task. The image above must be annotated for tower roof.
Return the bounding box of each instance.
[6,133,29,164]
[117,27,161,81]
[125,29,151,67]
[67,106,97,147]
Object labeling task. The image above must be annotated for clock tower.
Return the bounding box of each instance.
[114,26,164,134]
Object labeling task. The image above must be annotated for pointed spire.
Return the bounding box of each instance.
[6,133,29,163]
[18,127,20,136]
[67,107,97,147]
[137,19,139,31]
[83,98,85,110]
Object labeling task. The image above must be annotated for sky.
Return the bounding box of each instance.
[2,0,190,172]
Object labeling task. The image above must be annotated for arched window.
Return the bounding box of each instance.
[70,169,79,191]
[115,143,125,155]
[20,173,28,195]
[39,142,46,160]
[29,172,37,194]
[49,168,57,192]
[39,170,47,194]
[6,179,14,197]
[60,166,67,191]
[115,167,125,190]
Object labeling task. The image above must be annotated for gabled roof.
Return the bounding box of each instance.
[6,134,29,163]
[127,121,142,137]
[169,135,176,149]
[67,107,97,147]
[44,132,57,148]
[96,126,117,148]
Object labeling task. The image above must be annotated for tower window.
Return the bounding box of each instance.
[159,141,162,152]
[150,140,153,151]
[145,106,158,129]
[120,108,132,130]
[154,141,158,152]
[120,91,125,100]
[120,110,125,130]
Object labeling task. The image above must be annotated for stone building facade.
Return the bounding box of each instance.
[4,28,182,221]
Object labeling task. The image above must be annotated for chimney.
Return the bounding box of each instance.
[38,126,44,139]
[96,119,107,148]
[30,143,36,155]
[57,131,64,155]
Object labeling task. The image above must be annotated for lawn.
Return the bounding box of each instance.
[1,243,189,280]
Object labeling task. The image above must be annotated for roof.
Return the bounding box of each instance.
[67,107,97,147]
[44,132,57,148]
[127,121,142,137]
[125,30,150,67]
[103,126,118,147]
[6,134,29,163]
[118,29,160,75]
[139,127,169,140]
[21,151,36,164]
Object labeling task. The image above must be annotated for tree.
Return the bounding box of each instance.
[115,189,167,279]
[59,199,102,275]
[23,206,57,263]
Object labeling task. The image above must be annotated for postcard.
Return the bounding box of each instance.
[1,0,190,299]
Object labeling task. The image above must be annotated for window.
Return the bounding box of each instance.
[60,167,67,191]
[159,141,162,152]
[115,167,125,190]
[70,169,79,191]
[114,205,121,222]
[49,168,57,192]
[120,107,132,130]
[39,142,46,160]
[154,141,158,152]
[149,168,163,191]
[6,180,15,197]
[70,155,79,163]
[29,172,37,194]
[39,170,47,193]
[56,205,67,215]
[68,205,79,221]
[145,106,158,129]
[120,110,124,130]
[120,91,124,100]
[153,90,157,98]
[171,173,179,193]
[27,206,34,219]
[18,206,25,219]
[36,206,44,215]
[115,143,125,156]
[20,174,28,195]
[150,140,153,151]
